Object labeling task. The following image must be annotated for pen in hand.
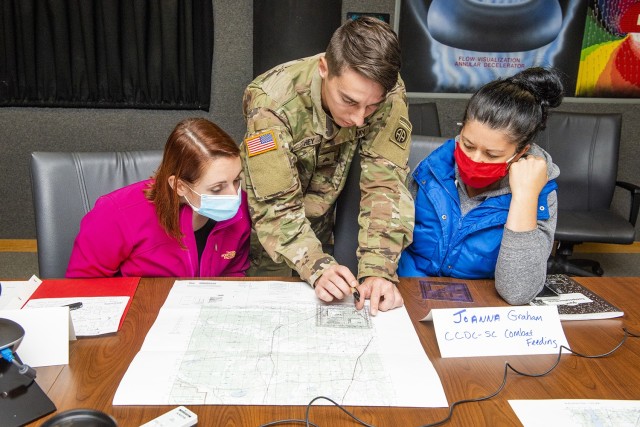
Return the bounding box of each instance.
[350,286,360,303]
[63,302,83,310]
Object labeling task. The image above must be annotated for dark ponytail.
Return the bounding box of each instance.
[462,67,564,150]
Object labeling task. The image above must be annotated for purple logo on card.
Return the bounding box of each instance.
[419,280,473,302]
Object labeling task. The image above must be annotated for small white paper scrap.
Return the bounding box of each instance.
[0,275,42,310]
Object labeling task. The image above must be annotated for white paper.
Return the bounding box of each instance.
[0,275,42,310]
[429,306,570,358]
[0,307,69,367]
[24,296,129,336]
[533,293,592,306]
[114,280,448,408]
[509,399,640,427]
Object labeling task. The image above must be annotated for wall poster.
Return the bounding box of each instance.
[397,0,639,97]
[576,0,640,97]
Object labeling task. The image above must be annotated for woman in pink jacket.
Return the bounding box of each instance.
[66,118,251,278]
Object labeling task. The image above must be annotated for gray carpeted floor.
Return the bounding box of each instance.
[1,251,639,279]
[574,253,640,277]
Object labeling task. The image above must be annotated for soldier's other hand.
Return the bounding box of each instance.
[314,265,358,302]
[356,277,403,316]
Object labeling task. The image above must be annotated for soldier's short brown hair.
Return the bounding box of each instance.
[325,17,401,93]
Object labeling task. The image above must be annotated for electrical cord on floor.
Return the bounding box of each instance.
[257,327,640,427]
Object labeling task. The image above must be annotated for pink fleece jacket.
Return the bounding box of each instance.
[66,179,250,278]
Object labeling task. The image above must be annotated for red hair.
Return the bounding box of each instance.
[145,118,239,242]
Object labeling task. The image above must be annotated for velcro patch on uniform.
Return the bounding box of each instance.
[245,145,296,199]
[245,130,278,157]
[370,98,411,168]
[391,117,411,150]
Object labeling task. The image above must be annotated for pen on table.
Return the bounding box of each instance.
[62,302,83,310]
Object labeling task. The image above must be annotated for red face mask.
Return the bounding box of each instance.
[454,141,517,189]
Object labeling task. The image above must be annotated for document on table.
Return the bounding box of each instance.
[509,399,640,427]
[427,306,570,358]
[24,296,130,336]
[114,280,448,407]
[26,277,139,331]
[0,275,42,310]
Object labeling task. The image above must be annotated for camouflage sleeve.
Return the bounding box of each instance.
[242,88,337,286]
[357,83,415,283]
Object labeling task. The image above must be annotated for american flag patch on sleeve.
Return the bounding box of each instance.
[244,130,278,157]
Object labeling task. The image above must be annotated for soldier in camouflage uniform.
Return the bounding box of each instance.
[241,17,414,314]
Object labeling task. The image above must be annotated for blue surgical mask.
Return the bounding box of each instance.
[184,184,241,222]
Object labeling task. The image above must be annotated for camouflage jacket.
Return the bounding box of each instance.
[241,54,414,286]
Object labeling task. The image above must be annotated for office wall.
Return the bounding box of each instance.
[1,0,638,240]
[1,0,253,239]
[0,0,393,239]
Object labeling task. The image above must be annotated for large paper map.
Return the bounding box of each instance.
[114,280,447,407]
[509,399,640,427]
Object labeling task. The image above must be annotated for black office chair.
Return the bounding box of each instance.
[30,151,163,278]
[537,112,640,276]
[333,134,448,274]
[408,102,442,136]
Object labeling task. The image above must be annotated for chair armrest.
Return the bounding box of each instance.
[616,181,640,227]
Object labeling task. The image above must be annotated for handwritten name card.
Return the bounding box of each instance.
[429,306,569,358]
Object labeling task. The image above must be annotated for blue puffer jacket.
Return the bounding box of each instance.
[398,139,557,279]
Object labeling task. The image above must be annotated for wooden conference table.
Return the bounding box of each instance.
[31,277,640,426]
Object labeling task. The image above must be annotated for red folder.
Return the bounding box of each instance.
[26,277,140,330]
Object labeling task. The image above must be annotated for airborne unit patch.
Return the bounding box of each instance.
[391,116,411,150]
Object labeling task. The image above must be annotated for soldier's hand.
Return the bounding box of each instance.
[314,265,358,302]
[356,277,403,316]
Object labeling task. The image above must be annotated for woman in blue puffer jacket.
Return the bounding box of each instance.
[398,67,564,305]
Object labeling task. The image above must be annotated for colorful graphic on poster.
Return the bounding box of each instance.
[399,0,588,94]
[576,0,640,97]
